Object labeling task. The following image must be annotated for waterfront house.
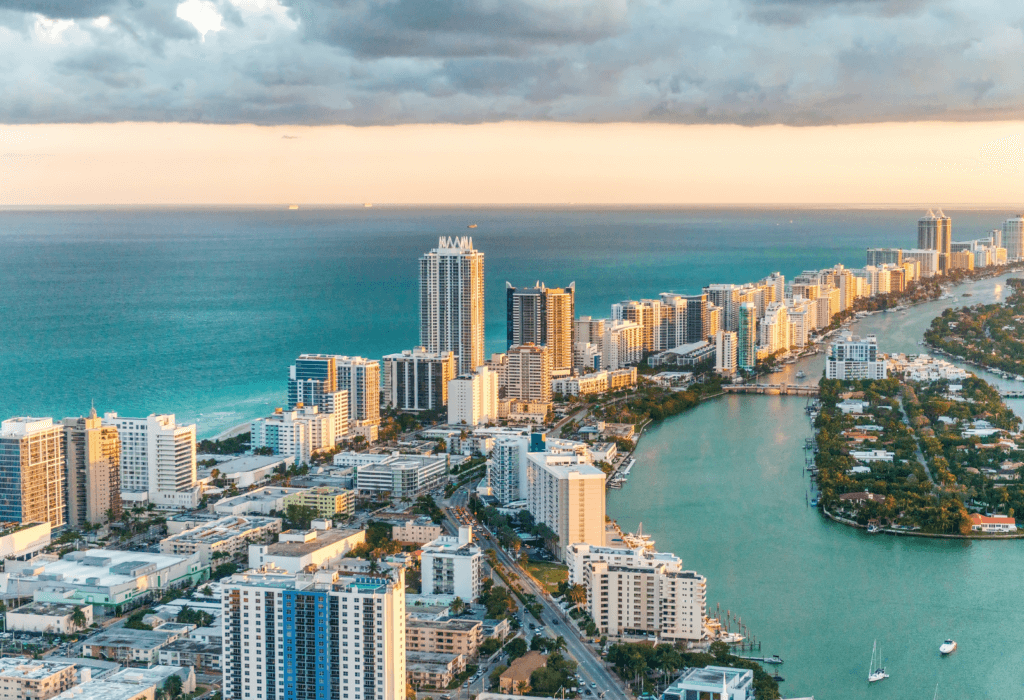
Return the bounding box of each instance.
[837,399,868,414]
[839,492,886,505]
[969,514,1017,533]
[850,449,895,463]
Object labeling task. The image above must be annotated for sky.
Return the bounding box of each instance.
[0,0,1022,204]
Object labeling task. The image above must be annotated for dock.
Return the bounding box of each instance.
[723,383,820,396]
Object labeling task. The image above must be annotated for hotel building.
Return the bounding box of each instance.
[525,451,605,561]
[0,417,66,527]
[383,348,457,411]
[420,236,485,375]
[506,282,575,371]
[63,407,122,527]
[102,413,200,510]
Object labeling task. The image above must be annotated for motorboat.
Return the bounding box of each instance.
[939,639,957,655]
[795,370,806,378]
[764,655,784,665]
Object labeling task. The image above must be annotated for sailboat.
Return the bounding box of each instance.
[868,640,889,682]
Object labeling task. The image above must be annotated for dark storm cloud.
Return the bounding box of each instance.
[0,0,1022,126]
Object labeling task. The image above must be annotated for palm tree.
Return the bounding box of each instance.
[450,597,466,616]
[553,635,567,653]
[70,606,87,631]
[566,584,587,609]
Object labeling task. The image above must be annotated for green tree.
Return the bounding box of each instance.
[70,606,87,631]
[450,597,466,616]
[505,637,528,661]
[163,674,183,700]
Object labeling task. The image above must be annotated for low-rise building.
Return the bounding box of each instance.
[157,639,222,672]
[406,617,484,658]
[661,666,754,700]
[353,453,449,499]
[199,455,291,489]
[248,524,365,573]
[82,627,188,665]
[648,341,716,368]
[5,601,94,634]
[550,368,638,397]
[106,666,195,695]
[158,516,281,566]
[420,527,484,601]
[0,658,77,700]
[405,651,466,690]
[498,651,547,694]
[850,450,895,463]
[280,486,355,519]
[0,522,52,561]
[888,353,969,382]
[0,550,207,613]
[588,442,617,464]
[212,487,307,516]
[392,516,444,545]
[969,513,1017,533]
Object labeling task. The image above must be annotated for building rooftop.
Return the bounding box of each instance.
[161,638,222,655]
[85,628,179,650]
[215,488,305,507]
[406,617,482,632]
[262,528,364,557]
[500,651,547,683]
[9,549,196,589]
[211,455,287,474]
[54,681,152,700]
[667,665,752,692]
[0,658,75,679]
[161,516,280,546]
[9,601,83,617]
[406,651,462,666]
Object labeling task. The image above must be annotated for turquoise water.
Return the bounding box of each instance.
[610,273,1024,699]
[0,205,1011,437]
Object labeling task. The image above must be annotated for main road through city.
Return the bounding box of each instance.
[444,486,629,700]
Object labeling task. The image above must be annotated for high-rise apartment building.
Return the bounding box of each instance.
[63,407,122,527]
[103,413,200,510]
[383,347,457,411]
[704,284,741,332]
[487,433,535,504]
[825,333,887,380]
[715,331,737,374]
[420,236,485,375]
[506,343,553,404]
[288,353,377,441]
[612,300,663,352]
[506,282,575,371]
[918,210,952,272]
[251,406,337,464]
[525,451,605,561]
[1004,214,1024,261]
[0,417,66,527]
[902,249,940,277]
[758,302,790,355]
[760,273,785,307]
[737,303,757,371]
[602,320,643,370]
[447,367,499,426]
[866,248,904,267]
[222,567,406,700]
[574,317,606,370]
[420,526,483,601]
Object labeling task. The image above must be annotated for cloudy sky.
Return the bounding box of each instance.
[1,0,1022,203]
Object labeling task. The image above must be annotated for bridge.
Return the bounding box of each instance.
[722,383,820,396]
[1000,390,1024,399]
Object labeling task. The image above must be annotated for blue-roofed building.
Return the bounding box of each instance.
[661,665,754,700]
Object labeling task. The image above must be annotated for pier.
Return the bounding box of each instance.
[999,390,1024,398]
[722,383,820,396]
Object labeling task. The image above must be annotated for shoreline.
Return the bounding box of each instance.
[821,505,1024,540]
[209,421,252,442]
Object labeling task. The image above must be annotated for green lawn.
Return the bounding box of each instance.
[524,560,568,593]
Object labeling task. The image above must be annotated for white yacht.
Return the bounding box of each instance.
[939,639,957,655]
[868,640,889,682]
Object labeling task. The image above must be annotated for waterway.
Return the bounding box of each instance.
[609,273,1024,699]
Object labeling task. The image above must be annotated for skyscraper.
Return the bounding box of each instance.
[63,407,122,527]
[506,343,553,404]
[0,417,66,527]
[222,567,407,700]
[506,282,575,371]
[1004,214,1024,261]
[715,331,737,374]
[420,236,485,375]
[918,210,952,271]
[382,347,457,411]
[287,353,376,441]
[704,284,741,332]
[737,303,757,370]
[866,248,903,267]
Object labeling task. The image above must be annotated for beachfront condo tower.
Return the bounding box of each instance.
[737,302,757,370]
[420,236,485,375]
[1004,214,1024,261]
[63,407,122,527]
[506,281,575,371]
[0,417,66,527]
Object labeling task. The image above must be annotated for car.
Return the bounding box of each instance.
[585,691,593,696]
[591,682,597,688]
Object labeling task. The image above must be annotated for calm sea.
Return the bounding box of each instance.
[0,206,1011,436]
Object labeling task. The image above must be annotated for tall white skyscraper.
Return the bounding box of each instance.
[103,413,200,510]
[420,236,485,375]
[1003,214,1024,261]
[715,330,737,374]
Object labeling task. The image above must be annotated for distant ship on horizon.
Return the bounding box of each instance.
[288,204,299,210]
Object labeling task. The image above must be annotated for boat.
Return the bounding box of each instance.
[868,640,889,682]
[866,523,881,533]
[771,673,785,682]
[288,204,299,210]
[764,655,783,665]
[809,497,819,507]
[939,639,957,655]
[1015,375,1023,381]
[795,370,806,379]
[467,224,477,229]
[363,203,373,208]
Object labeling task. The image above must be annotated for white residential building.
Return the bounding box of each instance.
[248,524,366,573]
[902,249,940,277]
[525,451,605,561]
[506,343,553,404]
[602,320,643,370]
[888,354,969,382]
[715,331,737,374]
[250,406,335,465]
[447,367,499,426]
[159,515,282,565]
[420,526,484,601]
[551,368,638,397]
[222,567,407,700]
[102,413,200,510]
[825,333,888,380]
[758,302,790,355]
[352,453,449,499]
[420,236,485,375]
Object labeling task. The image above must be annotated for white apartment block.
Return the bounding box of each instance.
[525,451,605,561]
[250,406,335,465]
[420,236,485,376]
[487,434,532,504]
[758,302,790,355]
[1004,214,1024,260]
[506,343,553,404]
[785,298,812,348]
[352,453,449,499]
[825,333,888,380]
[551,368,637,397]
[103,413,200,510]
[715,331,737,373]
[447,367,499,426]
[901,249,940,277]
[602,320,643,370]
[335,356,381,426]
[0,658,77,700]
[222,567,406,700]
[567,539,707,642]
[420,526,483,601]
[612,299,664,352]
[159,515,282,565]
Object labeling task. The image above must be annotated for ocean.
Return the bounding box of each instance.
[0,205,1012,437]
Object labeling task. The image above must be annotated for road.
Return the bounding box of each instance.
[898,390,937,486]
[443,487,629,700]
